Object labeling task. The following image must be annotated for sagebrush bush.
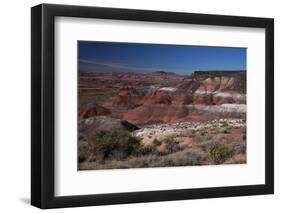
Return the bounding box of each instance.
[163,137,181,153]
[136,145,155,156]
[235,143,246,154]
[78,142,91,162]
[152,138,162,146]
[209,143,234,164]
[87,129,141,161]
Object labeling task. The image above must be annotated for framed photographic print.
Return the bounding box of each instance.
[31,3,274,209]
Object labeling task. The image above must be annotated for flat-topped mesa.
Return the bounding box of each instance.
[152,70,178,76]
[192,70,246,78]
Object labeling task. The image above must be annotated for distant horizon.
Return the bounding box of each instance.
[78,41,246,75]
[79,69,246,76]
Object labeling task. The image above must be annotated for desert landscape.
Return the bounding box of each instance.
[78,69,246,170]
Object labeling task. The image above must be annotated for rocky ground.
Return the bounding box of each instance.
[134,118,246,145]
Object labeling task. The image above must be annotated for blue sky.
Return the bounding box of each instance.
[78,41,246,75]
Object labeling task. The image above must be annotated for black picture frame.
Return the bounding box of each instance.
[31,3,274,209]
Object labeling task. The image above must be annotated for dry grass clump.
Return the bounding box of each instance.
[162,137,181,153]
[224,154,246,164]
[208,143,234,164]
[78,142,91,163]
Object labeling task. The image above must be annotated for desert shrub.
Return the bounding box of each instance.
[152,138,162,146]
[87,129,141,161]
[209,143,234,164]
[155,150,169,156]
[205,134,213,141]
[235,143,246,155]
[166,155,197,166]
[201,131,207,136]
[221,128,230,134]
[195,140,214,152]
[136,145,155,156]
[224,154,246,164]
[190,130,196,134]
[157,158,175,167]
[151,151,200,167]
[163,137,181,153]
[133,155,163,167]
[78,142,91,163]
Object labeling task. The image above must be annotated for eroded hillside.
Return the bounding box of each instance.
[78,70,246,169]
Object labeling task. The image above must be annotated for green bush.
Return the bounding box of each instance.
[87,130,141,161]
[209,143,234,164]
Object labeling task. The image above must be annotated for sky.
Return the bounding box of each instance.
[78,41,246,75]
